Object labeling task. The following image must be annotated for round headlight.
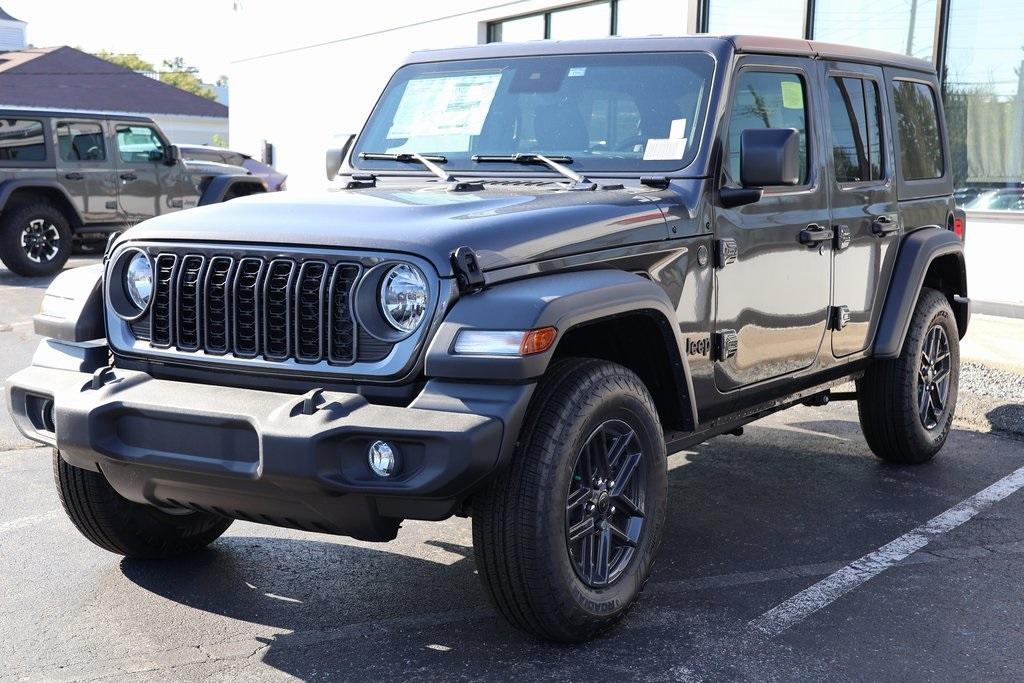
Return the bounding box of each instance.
[379,263,428,333]
[124,251,153,310]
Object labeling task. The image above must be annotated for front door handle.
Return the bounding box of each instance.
[799,223,834,245]
[119,172,137,181]
[872,214,899,235]
[64,172,84,180]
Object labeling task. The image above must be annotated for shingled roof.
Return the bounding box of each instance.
[0,46,227,117]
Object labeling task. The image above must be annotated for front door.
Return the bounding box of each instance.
[821,63,900,356]
[113,122,178,224]
[54,120,119,224]
[714,58,833,391]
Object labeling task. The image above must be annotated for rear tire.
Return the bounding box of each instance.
[54,451,233,559]
[857,288,959,464]
[0,202,72,276]
[472,358,667,642]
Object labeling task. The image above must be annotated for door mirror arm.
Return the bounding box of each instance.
[719,186,764,208]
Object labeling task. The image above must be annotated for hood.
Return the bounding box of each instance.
[122,182,677,277]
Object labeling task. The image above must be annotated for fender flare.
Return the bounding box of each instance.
[197,175,267,206]
[0,178,84,225]
[873,227,968,359]
[33,263,105,342]
[425,269,698,430]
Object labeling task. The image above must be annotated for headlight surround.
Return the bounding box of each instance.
[379,263,428,333]
[124,251,153,311]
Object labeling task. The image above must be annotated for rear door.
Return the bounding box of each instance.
[54,120,119,224]
[821,63,900,356]
[713,57,833,391]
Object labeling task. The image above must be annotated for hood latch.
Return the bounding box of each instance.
[450,246,486,294]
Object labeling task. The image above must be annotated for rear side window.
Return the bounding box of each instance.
[57,122,106,162]
[0,119,46,162]
[892,80,943,180]
[726,70,810,185]
[827,77,883,183]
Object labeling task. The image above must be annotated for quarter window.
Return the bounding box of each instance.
[726,70,810,185]
[0,119,46,162]
[892,80,944,180]
[827,77,883,183]
[116,125,165,163]
[57,122,106,162]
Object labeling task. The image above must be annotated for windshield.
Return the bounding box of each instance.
[353,52,715,175]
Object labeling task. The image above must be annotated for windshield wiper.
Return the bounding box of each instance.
[472,154,597,191]
[359,152,482,192]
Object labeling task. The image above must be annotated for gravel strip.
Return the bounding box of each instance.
[961,362,1024,402]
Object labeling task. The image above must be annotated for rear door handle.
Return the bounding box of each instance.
[119,172,137,181]
[64,172,84,180]
[872,214,899,235]
[799,223,834,245]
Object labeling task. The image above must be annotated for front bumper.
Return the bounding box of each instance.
[6,353,532,541]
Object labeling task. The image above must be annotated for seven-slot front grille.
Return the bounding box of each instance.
[143,253,361,365]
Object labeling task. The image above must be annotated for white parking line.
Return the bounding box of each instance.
[750,463,1024,636]
[0,510,60,535]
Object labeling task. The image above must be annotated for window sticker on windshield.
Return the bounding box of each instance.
[388,73,502,139]
[669,118,687,139]
[567,67,586,77]
[781,81,804,110]
[643,138,687,161]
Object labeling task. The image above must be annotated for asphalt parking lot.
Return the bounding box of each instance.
[2,259,1024,681]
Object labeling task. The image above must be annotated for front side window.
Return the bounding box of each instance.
[892,80,943,181]
[827,77,883,183]
[353,52,715,174]
[57,122,106,162]
[0,119,46,162]
[725,70,810,185]
[116,125,165,163]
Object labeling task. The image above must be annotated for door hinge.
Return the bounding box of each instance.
[715,238,738,268]
[830,305,851,331]
[713,329,738,361]
[835,224,851,250]
[450,246,485,294]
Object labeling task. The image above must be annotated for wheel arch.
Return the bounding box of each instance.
[424,269,697,432]
[0,180,83,228]
[197,175,267,206]
[873,226,968,360]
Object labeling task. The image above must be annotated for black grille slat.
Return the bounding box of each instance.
[295,261,328,362]
[262,259,296,360]
[328,264,360,364]
[136,250,387,367]
[175,255,205,351]
[233,258,265,358]
[203,256,235,354]
[151,254,178,347]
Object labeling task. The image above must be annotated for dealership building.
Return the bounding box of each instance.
[230,0,1023,314]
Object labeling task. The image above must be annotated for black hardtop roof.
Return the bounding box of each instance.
[0,109,154,123]
[404,34,934,74]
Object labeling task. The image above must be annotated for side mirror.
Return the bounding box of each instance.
[739,128,800,187]
[148,149,165,162]
[326,134,356,181]
[160,145,181,166]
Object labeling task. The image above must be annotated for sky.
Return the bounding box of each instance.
[3,0,239,82]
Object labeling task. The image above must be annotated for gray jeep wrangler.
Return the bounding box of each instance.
[6,36,969,642]
[0,110,266,276]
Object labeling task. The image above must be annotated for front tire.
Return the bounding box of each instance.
[54,451,233,559]
[472,359,667,642]
[857,287,960,464]
[0,202,72,276]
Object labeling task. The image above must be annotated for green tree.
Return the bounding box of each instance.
[95,50,154,72]
[158,57,217,101]
[94,52,216,101]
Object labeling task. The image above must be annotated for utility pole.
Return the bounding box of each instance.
[906,0,918,56]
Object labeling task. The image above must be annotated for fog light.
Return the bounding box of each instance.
[368,440,398,477]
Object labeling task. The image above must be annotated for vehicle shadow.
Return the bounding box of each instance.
[0,255,101,290]
[985,403,1024,439]
[117,415,1018,679]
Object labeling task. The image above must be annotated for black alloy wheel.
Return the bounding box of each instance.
[565,418,646,588]
[917,324,952,430]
